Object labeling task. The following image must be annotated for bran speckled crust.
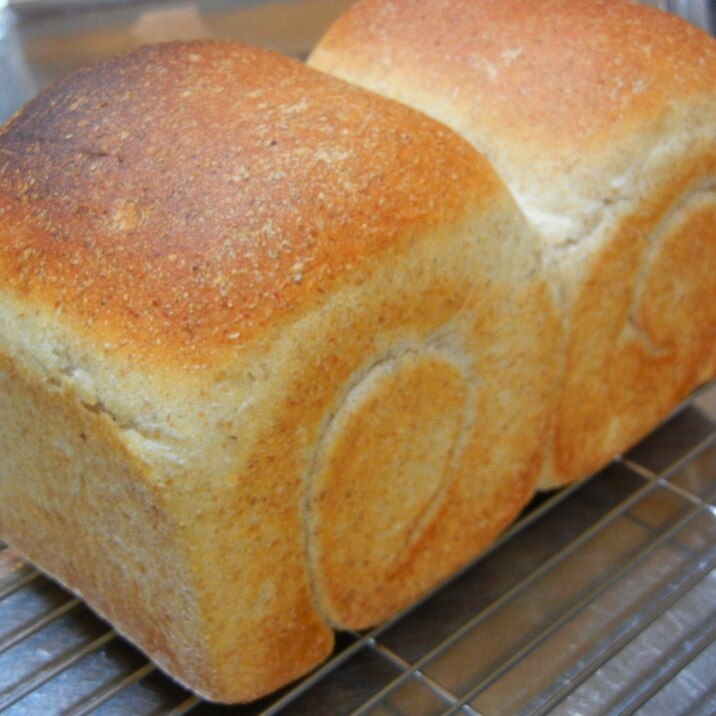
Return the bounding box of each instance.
[0,41,560,701]
[310,0,716,487]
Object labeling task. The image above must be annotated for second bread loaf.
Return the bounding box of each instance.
[310,0,716,487]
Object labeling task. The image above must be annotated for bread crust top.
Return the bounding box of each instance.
[0,40,496,368]
[312,0,716,160]
[310,0,716,250]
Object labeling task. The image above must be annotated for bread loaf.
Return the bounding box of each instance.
[0,40,560,701]
[309,0,716,487]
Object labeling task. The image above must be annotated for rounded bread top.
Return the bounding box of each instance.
[311,0,716,160]
[0,41,496,368]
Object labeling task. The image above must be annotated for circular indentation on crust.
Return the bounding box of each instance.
[638,188,716,351]
[307,348,469,627]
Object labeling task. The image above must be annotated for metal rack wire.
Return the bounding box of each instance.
[1,381,715,715]
[1,1,715,714]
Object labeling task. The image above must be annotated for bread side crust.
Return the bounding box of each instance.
[302,198,560,628]
[553,158,716,484]
[0,198,560,698]
[0,351,215,693]
[0,285,337,701]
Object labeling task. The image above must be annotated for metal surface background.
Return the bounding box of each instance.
[0,2,715,714]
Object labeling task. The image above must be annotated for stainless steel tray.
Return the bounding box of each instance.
[1,1,715,714]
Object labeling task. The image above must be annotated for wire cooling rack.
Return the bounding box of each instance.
[1,1,715,714]
[1,381,715,715]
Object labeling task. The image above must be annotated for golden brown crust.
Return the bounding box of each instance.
[0,40,493,369]
[311,0,716,161]
[0,39,563,701]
